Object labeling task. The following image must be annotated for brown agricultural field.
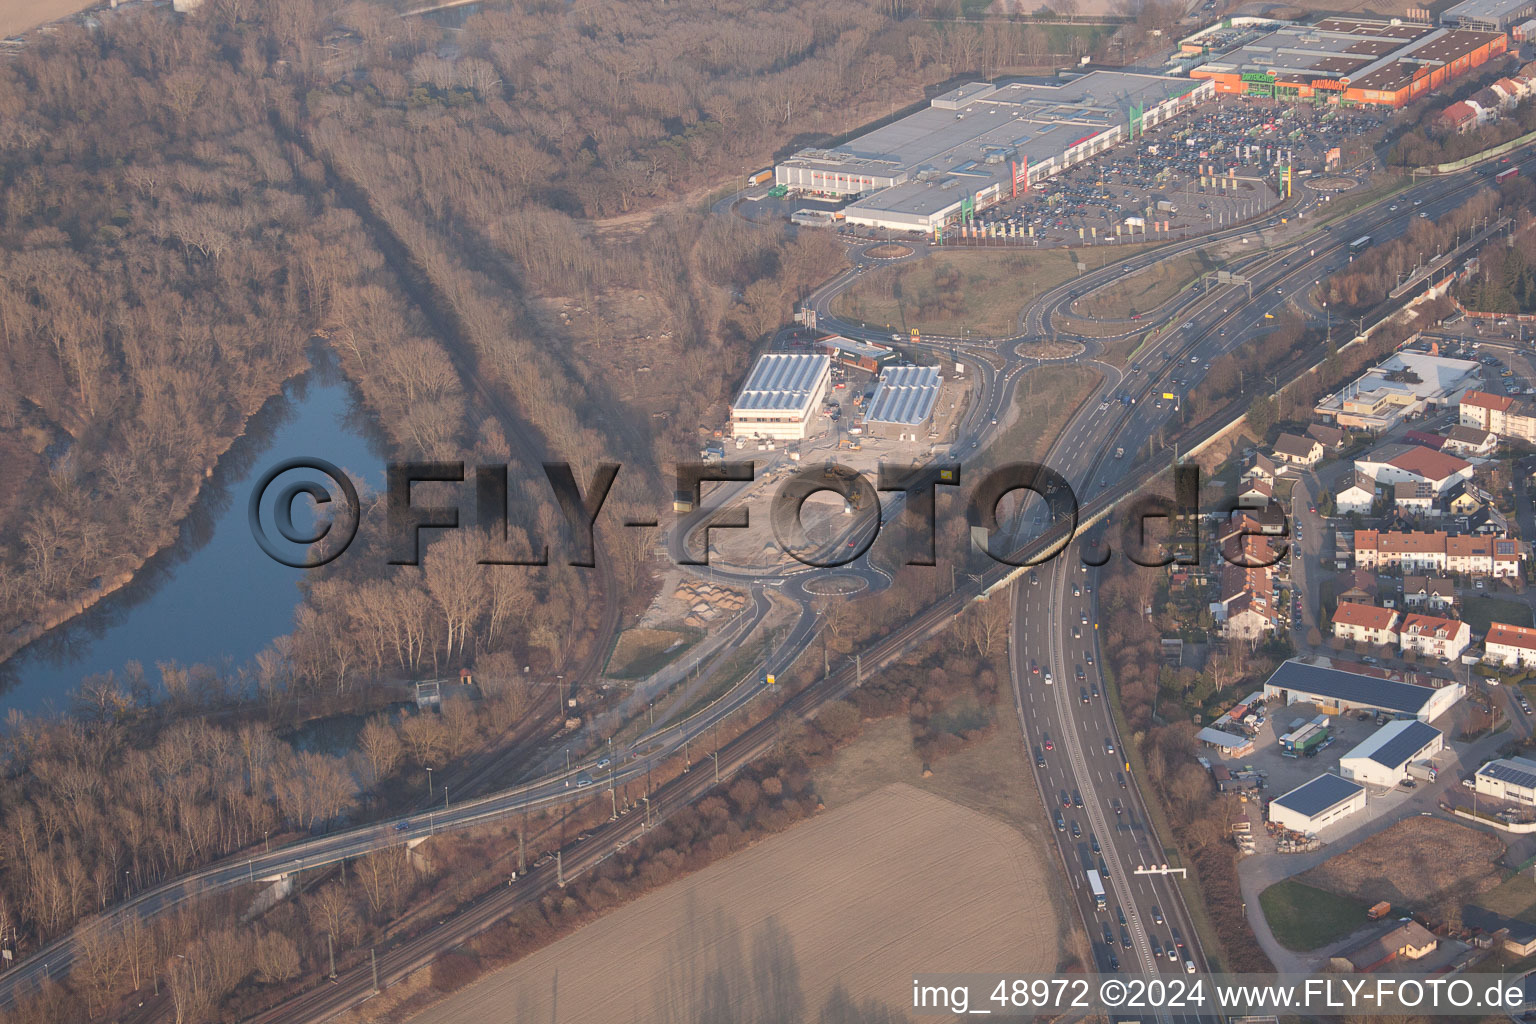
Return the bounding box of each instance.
[1297,816,1504,919]
[407,783,1057,1023]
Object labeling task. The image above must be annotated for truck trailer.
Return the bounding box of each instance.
[747,168,773,186]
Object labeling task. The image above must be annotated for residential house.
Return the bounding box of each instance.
[1441,100,1480,133]
[1403,429,1447,450]
[1443,424,1496,456]
[1332,602,1401,647]
[1445,534,1521,578]
[1336,471,1377,516]
[1274,432,1324,467]
[1354,529,1450,573]
[1333,921,1439,972]
[1215,511,1284,640]
[1338,570,1379,605]
[1402,575,1456,613]
[1486,621,1536,669]
[1242,452,1279,486]
[1393,480,1439,517]
[1308,423,1347,451]
[1461,390,1536,443]
[1399,613,1471,660]
[1238,478,1274,508]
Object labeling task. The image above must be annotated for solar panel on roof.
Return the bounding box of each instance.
[1365,721,1440,769]
[1482,761,1536,790]
[1272,774,1364,817]
[1265,661,1437,715]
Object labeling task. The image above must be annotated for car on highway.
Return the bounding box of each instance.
[1081,687,1091,704]
[1152,905,1164,925]
[1072,626,1082,639]
[1172,928,1184,950]
[1105,738,1116,755]
[574,771,595,788]
[394,821,413,833]
[1035,747,1046,767]
[1116,906,1126,926]
[1108,954,1120,971]
[1116,771,1126,788]
[1073,791,1084,808]
[1030,660,1040,675]
[1121,928,1133,951]
[1086,653,1095,666]
[1071,821,1082,838]
[595,757,611,769]
[1091,834,1101,854]
[1061,791,1072,808]
[1152,936,1164,958]
[1167,946,1179,963]
[1056,812,1066,832]
[1044,670,1053,684]
[1044,736,1055,751]
[1102,922,1114,944]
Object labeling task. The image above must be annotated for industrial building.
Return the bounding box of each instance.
[729,353,831,441]
[1268,773,1367,835]
[1475,755,1536,806]
[775,73,1214,233]
[816,335,896,374]
[1338,719,1444,787]
[1261,660,1464,722]
[862,365,943,441]
[1443,0,1536,32]
[1191,17,1507,108]
[1315,351,1483,431]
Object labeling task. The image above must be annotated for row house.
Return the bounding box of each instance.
[1399,613,1471,660]
[1215,510,1284,641]
[1393,480,1438,517]
[1486,622,1536,669]
[1355,530,1520,578]
[1331,602,1400,647]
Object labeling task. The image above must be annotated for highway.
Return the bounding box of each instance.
[12,146,1534,1024]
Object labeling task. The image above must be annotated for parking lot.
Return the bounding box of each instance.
[966,97,1389,246]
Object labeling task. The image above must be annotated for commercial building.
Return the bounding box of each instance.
[1268,773,1367,835]
[816,335,896,374]
[862,364,943,441]
[1444,0,1536,32]
[1338,719,1444,786]
[1316,352,1483,431]
[1398,613,1471,660]
[1262,660,1464,722]
[1355,444,1473,495]
[775,73,1214,233]
[1474,755,1536,805]
[1486,621,1536,668]
[1332,602,1400,646]
[729,353,831,441]
[1191,17,1507,109]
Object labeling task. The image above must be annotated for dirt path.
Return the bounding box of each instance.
[409,784,1056,1024]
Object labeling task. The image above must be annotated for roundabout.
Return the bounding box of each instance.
[800,573,872,597]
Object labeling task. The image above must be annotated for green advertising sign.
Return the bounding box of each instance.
[1241,72,1276,84]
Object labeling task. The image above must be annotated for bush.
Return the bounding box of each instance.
[430,950,481,993]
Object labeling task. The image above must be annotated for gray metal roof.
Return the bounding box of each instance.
[865,364,942,426]
[1346,719,1441,770]
[732,354,829,413]
[1197,726,1251,749]
[1443,0,1535,25]
[1264,660,1438,716]
[1271,773,1364,818]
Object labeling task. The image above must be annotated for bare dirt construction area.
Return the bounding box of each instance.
[407,784,1054,1024]
[0,0,95,37]
[1296,817,1505,919]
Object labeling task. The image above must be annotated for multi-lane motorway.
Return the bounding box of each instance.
[11,145,1534,1024]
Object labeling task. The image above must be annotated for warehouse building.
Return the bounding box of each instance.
[1197,726,1257,757]
[1338,719,1444,787]
[1261,660,1464,722]
[1475,755,1536,806]
[1191,18,1507,109]
[1268,773,1367,835]
[729,353,831,441]
[1443,0,1536,32]
[775,72,1214,233]
[863,364,943,441]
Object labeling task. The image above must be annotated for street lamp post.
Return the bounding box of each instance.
[425,766,433,798]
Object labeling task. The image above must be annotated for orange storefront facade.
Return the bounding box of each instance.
[1192,31,1507,107]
